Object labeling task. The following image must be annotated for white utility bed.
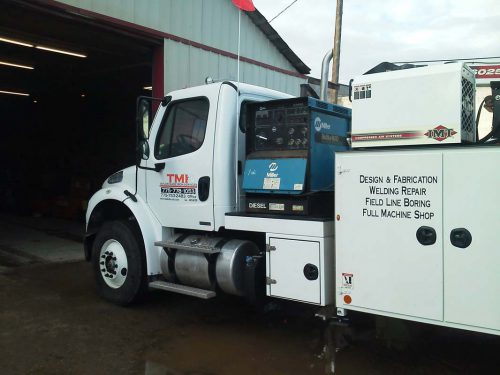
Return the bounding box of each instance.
[335,146,500,335]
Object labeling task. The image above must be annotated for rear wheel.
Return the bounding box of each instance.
[91,220,147,305]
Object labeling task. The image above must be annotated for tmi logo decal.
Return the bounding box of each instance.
[425,125,457,142]
[314,116,331,132]
[268,162,278,172]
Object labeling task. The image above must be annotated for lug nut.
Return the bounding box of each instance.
[112,257,117,261]
[101,268,106,272]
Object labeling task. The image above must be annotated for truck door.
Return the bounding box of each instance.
[145,87,219,231]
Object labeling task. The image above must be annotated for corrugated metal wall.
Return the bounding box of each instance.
[164,39,304,95]
[56,0,307,95]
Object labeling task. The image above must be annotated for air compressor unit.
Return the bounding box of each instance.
[242,97,351,216]
[350,62,476,148]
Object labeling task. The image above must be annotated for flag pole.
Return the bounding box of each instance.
[235,9,241,211]
[232,0,255,212]
[237,9,241,84]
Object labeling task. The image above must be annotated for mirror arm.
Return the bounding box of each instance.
[138,163,165,172]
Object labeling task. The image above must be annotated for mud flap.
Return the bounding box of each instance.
[243,254,266,305]
[83,232,97,261]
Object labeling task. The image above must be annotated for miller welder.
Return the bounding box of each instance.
[242,97,351,216]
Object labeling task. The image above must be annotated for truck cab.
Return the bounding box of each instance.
[84,81,293,304]
[143,82,291,232]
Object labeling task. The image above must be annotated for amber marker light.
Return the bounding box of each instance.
[343,295,352,304]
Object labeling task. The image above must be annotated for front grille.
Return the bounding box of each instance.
[461,77,475,136]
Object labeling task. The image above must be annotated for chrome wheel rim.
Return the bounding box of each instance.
[99,239,128,289]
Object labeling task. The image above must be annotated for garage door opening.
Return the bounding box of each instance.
[0,1,162,225]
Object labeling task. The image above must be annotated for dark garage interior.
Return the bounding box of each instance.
[0,1,160,221]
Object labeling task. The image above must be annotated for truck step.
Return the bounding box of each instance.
[149,281,216,299]
[154,240,221,254]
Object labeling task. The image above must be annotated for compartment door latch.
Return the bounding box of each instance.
[450,228,472,249]
[416,226,437,246]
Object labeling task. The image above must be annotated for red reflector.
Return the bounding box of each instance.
[343,295,352,304]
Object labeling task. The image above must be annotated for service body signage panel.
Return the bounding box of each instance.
[335,151,443,321]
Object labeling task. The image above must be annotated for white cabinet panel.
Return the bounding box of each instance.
[444,149,500,330]
[336,152,443,320]
[268,238,321,304]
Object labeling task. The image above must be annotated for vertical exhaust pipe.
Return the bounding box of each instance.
[320,50,333,101]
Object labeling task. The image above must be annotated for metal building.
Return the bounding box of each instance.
[0,0,309,222]
[52,0,310,97]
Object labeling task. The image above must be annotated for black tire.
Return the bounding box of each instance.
[91,220,147,305]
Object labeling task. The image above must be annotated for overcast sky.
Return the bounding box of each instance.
[253,0,500,83]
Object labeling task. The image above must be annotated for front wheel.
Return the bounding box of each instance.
[91,220,147,305]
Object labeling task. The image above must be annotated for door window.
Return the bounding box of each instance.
[155,98,209,159]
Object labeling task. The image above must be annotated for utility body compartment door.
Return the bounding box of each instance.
[335,152,443,321]
[443,149,500,330]
[268,237,321,304]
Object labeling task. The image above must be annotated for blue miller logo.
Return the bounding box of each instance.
[314,116,331,132]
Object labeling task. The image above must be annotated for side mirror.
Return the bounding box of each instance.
[136,139,150,165]
[136,98,152,140]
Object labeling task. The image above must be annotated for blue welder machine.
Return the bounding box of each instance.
[242,97,351,216]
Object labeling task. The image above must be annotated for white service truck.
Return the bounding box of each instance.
[85,62,500,337]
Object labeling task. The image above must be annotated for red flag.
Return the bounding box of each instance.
[231,0,255,11]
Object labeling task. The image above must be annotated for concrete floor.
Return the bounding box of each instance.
[1,216,500,374]
[0,214,84,269]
